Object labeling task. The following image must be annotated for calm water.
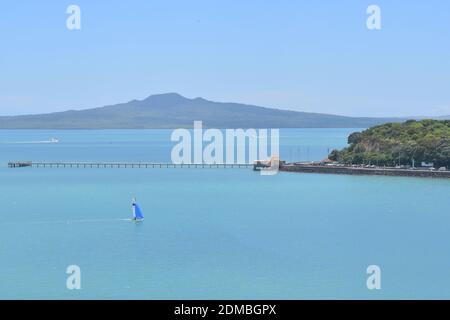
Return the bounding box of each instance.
[0,129,449,299]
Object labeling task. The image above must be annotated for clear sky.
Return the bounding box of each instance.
[1,0,449,117]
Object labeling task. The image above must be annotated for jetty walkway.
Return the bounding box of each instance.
[7,161,254,169]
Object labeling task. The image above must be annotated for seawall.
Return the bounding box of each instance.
[280,164,450,179]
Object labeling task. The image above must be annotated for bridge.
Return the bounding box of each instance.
[8,161,255,169]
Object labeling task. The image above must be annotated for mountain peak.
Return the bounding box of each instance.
[143,92,188,102]
[134,93,191,108]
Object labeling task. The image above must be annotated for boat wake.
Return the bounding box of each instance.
[64,218,131,224]
[0,199,143,226]
[0,218,132,226]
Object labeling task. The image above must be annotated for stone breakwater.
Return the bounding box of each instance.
[280,164,450,179]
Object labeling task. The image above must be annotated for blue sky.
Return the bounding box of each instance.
[1,0,449,117]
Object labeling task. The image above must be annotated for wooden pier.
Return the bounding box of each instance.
[7,161,254,169]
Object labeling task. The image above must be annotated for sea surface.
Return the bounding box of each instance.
[0,129,449,299]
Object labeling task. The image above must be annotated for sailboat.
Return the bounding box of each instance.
[132,198,144,222]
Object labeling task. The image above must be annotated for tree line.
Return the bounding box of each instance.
[329,120,450,168]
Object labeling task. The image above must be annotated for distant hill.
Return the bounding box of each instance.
[0,92,427,129]
[329,119,450,167]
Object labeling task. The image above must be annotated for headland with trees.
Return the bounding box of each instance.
[328,120,450,169]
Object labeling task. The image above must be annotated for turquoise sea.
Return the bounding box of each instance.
[0,129,449,299]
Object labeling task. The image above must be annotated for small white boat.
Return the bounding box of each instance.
[49,138,59,143]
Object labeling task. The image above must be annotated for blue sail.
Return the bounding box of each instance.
[133,203,144,220]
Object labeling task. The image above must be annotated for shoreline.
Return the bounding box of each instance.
[280,164,450,179]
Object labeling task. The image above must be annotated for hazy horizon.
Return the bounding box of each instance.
[1,1,449,117]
